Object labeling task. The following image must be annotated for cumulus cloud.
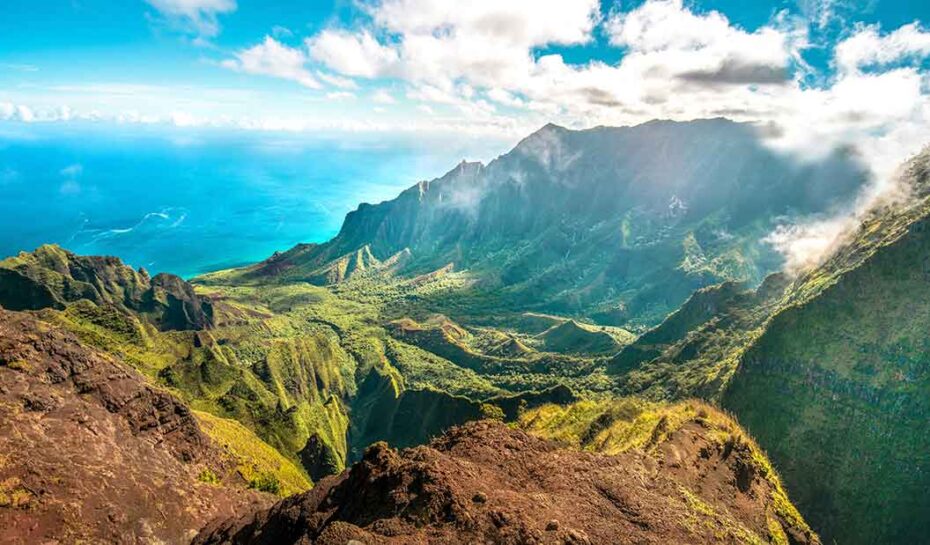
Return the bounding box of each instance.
[222,37,321,89]
[308,0,599,91]
[299,0,807,118]
[677,59,789,86]
[835,22,930,73]
[145,0,236,38]
[307,30,399,78]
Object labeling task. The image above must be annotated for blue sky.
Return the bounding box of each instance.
[2,0,930,160]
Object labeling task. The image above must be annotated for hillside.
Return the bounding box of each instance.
[610,147,930,544]
[216,119,866,328]
[723,149,930,544]
[0,244,213,330]
[0,308,274,544]
[0,249,820,544]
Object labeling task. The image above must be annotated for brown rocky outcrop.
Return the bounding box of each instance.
[194,419,817,545]
[0,309,268,544]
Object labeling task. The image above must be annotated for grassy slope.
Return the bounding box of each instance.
[33,258,593,484]
[519,398,816,544]
[195,411,311,496]
[32,281,356,486]
[0,239,823,535]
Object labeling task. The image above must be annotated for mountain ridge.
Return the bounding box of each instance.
[213,118,867,328]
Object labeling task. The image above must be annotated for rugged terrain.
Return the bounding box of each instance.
[219,119,865,328]
[0,308,274,544]
[2,120,927,545]
[195,404,817,545]
[0,244,213,330]
[610,147,930,544]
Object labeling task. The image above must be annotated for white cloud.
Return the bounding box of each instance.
[797,0,849,31]
[308,0,599,91]
[604,0,804,91]
[0,103,38,123]
[145,0,236,38]
[10,0,930,274]
[764,217,858,274]
[307,30,399,78]
[835,22,930,73]
[222,37,321,89]
[371,90,397,104]
[170,111,199,127]
[487,88,526,108]
[326,91,356,100]
[295,0,930,274]
[316,71,358,89]
[372,0,599,45]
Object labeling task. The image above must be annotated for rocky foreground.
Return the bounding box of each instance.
[195,419,818,545]
[0,309,270,545]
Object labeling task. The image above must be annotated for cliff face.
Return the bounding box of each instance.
[0,309,269,545]
[723,198,930,543]
[609,147,930,544]
[229,119,866,327]
[0,244,213,331]
[194,415,818,545]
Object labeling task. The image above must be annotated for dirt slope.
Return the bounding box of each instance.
[0,309,270,545]
[195,419,818,545]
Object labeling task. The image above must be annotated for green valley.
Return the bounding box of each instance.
[2,120,928,545]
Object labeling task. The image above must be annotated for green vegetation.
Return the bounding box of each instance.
[195,411,311,497]
[3,123,917,545]
[724,206,930,545]
[519,398,816,544]
[603,149,930,544]
[0,244,213,330]
[249,473,281,495]
[197,468,220,485]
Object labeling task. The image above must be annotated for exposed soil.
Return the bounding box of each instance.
[195,419,818,545]
[0,309,270,545]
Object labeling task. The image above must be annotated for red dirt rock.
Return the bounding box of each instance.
[194,419,818,545]
[0,309,270,545]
